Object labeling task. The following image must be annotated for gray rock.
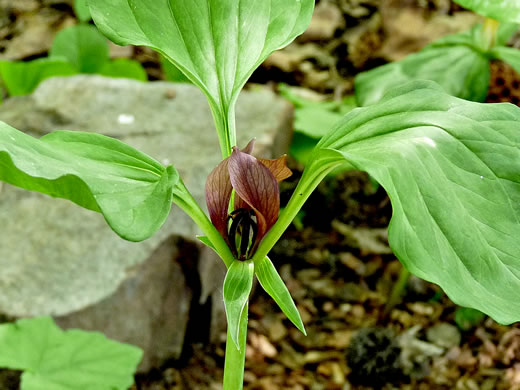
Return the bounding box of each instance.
[0,75,293,370]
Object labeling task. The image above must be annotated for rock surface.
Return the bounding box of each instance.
[0,75,293,370]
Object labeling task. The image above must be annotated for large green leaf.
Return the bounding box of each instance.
[316,81,520,324]
[0,123,178,241]
[223,260,254,350]
[0,58,77,96]
[0,317,142,390]
[453,0,520,23]
[355,29,490,105]
[50,25,109,73]
[88,0,314,153]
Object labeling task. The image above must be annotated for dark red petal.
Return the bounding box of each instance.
[205,158,232,240]
[259,155,292,182]
[228,147,279,244]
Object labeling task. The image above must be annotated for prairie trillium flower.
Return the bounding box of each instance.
[205,140,292,260]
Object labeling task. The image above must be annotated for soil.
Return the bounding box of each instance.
[0,0,519,389]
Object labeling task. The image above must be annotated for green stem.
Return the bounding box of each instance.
[384,265,411,315]
[172,179,235,268]
[223,301,248,390]
[482,18,500,51]
[210,102,237,160]
[251,152,345,264]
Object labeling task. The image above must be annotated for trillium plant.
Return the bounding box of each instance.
[0,0,520,389]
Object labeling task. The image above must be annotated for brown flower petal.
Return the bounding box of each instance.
[205,158,233,241]
[228,147,280,245]
[259,155,292,182]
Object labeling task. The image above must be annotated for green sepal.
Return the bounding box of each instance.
[223,260,255,350]
[196,235,217,252]
[255,256,306,335]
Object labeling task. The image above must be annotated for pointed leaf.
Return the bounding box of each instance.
[0,58,77,96]
[0,124,178,241]
[355,31,490,105]
[255,256,306,335]
[317,81,520,324]
[453,0,520,23]
[0,317,142,390]
[223,260,254,350]
[50,25,109,73]
[229,148,279,241]
[88,0,314,149]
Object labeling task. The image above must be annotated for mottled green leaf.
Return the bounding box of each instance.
[223,260,254,350]
[316,81,520,324]
[0,58,77,96]
[0,123,178,241]
[50,24,109,73]
[0,317,142,390]
[255,256,306,335]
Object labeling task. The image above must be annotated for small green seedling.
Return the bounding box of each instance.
[0,21,146,98]
[455,307,486,331]
[356,1,520,105]
[0,317,142,390]
[0,1,520,389]
[280,84,357,164]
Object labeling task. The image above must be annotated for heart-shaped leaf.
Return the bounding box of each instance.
[223,260,254,350]
[355,28,490,105]
[255,256,306,335]
[316,81,520,324]
[88,0,314,152]
[0,123,178,241]
[0,317,142,390]
[453,0,520,23]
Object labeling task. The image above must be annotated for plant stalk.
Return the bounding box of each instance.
[383,265,411,315]
[482,18,500,51]
[223,302,248,390]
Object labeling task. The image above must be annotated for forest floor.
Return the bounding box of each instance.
[0,0,519,389]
